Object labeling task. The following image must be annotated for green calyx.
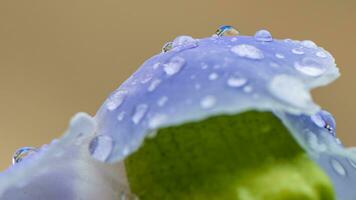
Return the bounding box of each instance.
[125,111,335,200]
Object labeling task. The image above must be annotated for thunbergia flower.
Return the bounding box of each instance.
[0,27,355,200]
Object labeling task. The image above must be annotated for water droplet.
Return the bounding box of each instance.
[227,76,247,88]
[200,95,217,109]
[311,113,326,128]
[172,35,197,48]
[148,114,167,129]
[163,56,185,76]
[148,79,161,92]
[106,90,128,111]
[294,57,326,76]
[292,48,305,55]
[162,42,173,52]
[330,159,346,176]
[254,29,273,42]
[12,147,37,164]
[301,40,317,49]
[269,75,312,108]
[275,53,285,59]
[209,73,219,80]
[231,37,238,42]
[117,112,126,121]
[157,96,168,107]
[201,62,208,70]
[243,86,253,93]
[132,104,148,124]
[231,44,264,60]
[215,25,239,36]
[89,135,114,162]
[270,62,279,68]
[316,51,327,58]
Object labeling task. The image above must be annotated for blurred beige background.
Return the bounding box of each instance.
[0,0,355,170]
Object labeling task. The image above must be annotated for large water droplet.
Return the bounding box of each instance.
[294,57,326,77]
[132,104,148,124]
[106,90,128,111]
[215,25,239,36]
[254,29,273,42]
[231,44,264,60]
[172,35,198,48]
[200,95,217,109]
[269,75,312,108]
[148,79,161,92]
[330,159,346,176]
[163,56,185,76]
[12,147,37,164]
[89,135,114,162]
[301,40,317,49]
[227,76,247,88]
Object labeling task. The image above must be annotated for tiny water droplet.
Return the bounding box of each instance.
[275,53,285,59]
[307,133,327,152]
[163,56,185,76]
[215,25,239,36]
[106,90,128,111]
[132,104,148,124]
[294,57,326,77]
[162,42,173,52]
[12,147,37,164]
[254,29,273,42]
[117,112,126,121]
[157,96,168,107]
[316,51,327,58]
[148,79,161,92]
[231,44,264,60]
[292,48,305,55]
[200,95,217,109]
[152,62,160,69]
[330,159,346,176]
[227,76,247,88]
[148,114,168,129]
[208,73,219,80]
[301,40,317,49]
[89,135,114,162]
[231,37,238,42]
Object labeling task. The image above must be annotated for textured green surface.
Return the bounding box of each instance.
[125,111,335,200]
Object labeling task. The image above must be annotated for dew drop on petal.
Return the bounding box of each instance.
[200,95,217,109]
[275,53,285,59]
[215,25,239,36]
[12,147,37,164]
[209,73,219,80]
[294,57,326,77]
[162,42,173,52]
[301,40,317,49]
[307,133,327,152]
[231,44,264,60]
[157,96,168,107]
[330,158,346,176]
[316,51,328,58]
[89,135,114,162]
[163,56,186,76]
[106,90,128,111]
[269,75,312,108]
[132,104,149,124]
[292,48,305,55]
[243,86,253,93]
[117,112,126,121]
[254,29,273,42]
[148,79,161,92]
[311,113,326,128]
[227,76,247,88]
